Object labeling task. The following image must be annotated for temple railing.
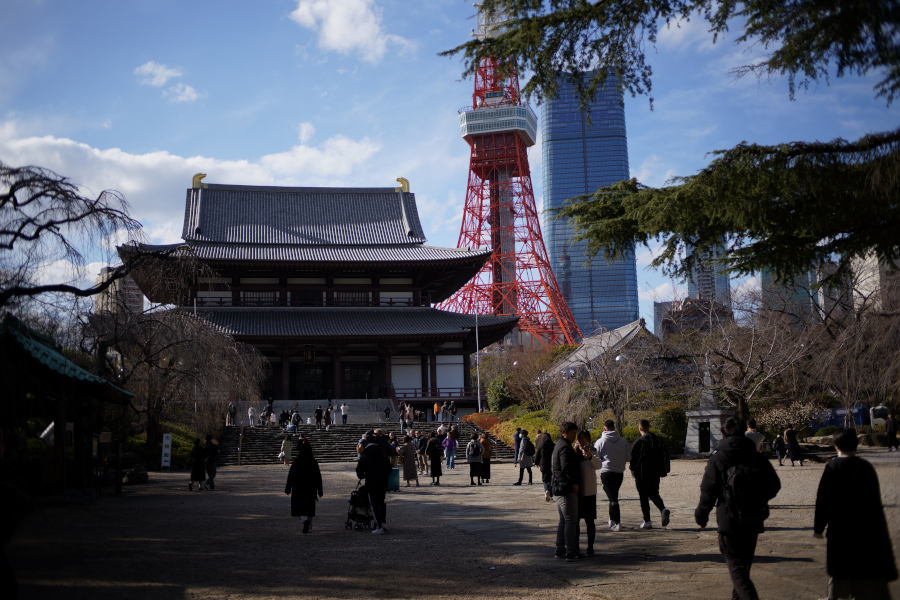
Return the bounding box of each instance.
[391,387,476,402]
[192,297,425,308]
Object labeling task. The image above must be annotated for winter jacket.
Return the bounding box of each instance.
[814,454,898,580]
[577,451,602,497]
[415,435,428,453]
[745,430,765,452]
[356,443,391,490]
[480,437,493,459]
[517,436,534,469]
[594,430,629,474]
[466,440,484,463]
[551,438,580,496]
[285,453,322,517]
[442,437,458,452]
[785,429,803,461]
[630,432,670,479]
[535,432,555,475]
[886,417,897,436]
[695,434,781,534]
[204,440,219,465]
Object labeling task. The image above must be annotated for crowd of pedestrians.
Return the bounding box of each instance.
[269,411,898,600]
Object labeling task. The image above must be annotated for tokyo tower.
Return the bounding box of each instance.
[439,6,581,347]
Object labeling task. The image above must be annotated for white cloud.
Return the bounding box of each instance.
[657,17,716,52]
[297,122,316,144]
[636,243,666,266]
[101,118,112,129]
[632,154,678,187]
[639,281,685,302]
[133,61,182,87]
[0,120,381,244]
[290,0,414,64]
[163,83,205,104]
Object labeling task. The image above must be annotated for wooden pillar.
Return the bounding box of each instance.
[420,353,429,397]
[281,352,291,400]
[429,349,438,397]
[383,350,393,391]
[333,351,342,400]
[54,400,66,494]
[232,275,240,306]
[462,352,471,391]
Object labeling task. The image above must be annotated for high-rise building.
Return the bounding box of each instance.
[541,73,638,336]
[94,266,143,314]
[686,244,732,309]
[760,268,816,325]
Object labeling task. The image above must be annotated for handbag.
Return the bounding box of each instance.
[278,451,285,460]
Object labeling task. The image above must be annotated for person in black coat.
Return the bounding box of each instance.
[630,420,671,528]
[356,435,391,534]
[696,418,781,600]
[551,422,583,560]
[784,423,804,466]
[814,427,897,598]
[534,429,555,501]
[426,432,443,485]
[885,413,898,451]
[189,438,207,491]
[284,440,323,534]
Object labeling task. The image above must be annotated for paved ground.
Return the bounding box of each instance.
[9,447,900,600]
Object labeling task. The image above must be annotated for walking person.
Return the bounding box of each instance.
[248,406,257,428]
[426,432,443,485]
[535,429,555,502]
[383,405,391,422]
[552,421,584,561]
[434,401,441,422]
[314,405,323,430]
[415,430,428,474]
[227,402,236,426]
[745,419,765,452]
[450,401,458,421]
[398,435,419,487]
[479,432,493,483]
[513,430,535,485]
[189,438,208,491]
[204,435,219,490]
[630,419,671,529]
[323,407,331,431]
[442,431,458,469]
[285,439,323,534]
[814,427,898,598]
[357,434,392,535]
[341,402,349,425]
[281,434,293,465]
[784,423,805,466]
[594,420,628,532]
[696,418,781,600]
[885,413,898,451]
[772,432,786,466]
[466,432,485,485]
[513,428,522,467]
[575,430,602,556]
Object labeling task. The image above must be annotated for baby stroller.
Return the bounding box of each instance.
[345,481,375,531]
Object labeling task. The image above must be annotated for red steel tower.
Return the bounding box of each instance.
[438,8,581,347]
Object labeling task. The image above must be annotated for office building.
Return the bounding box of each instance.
[94,267,143,314]
[686,244,732,309]
[541,73,638,336]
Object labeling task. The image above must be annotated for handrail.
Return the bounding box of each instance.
[192,297,425,308]
[237,423,244,466]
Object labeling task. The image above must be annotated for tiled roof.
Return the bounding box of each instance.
[184,242,490,264]
[198,307,519,342]
[182,184,427,246]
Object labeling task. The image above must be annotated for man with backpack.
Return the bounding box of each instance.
[696,418,781,600]
[630,419,671,529]
[356,434,392,535]
[514,430,535,485]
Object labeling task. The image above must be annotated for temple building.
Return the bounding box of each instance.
[127,177,517,411]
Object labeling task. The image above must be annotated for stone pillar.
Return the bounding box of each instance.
[333,351,342,400]
[281,352,291,400]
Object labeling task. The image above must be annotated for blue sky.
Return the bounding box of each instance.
[1,0,896,329]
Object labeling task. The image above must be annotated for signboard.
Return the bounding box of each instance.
[161,433,172,469]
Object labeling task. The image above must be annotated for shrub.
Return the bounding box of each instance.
[815,425,838,436]
[655,403,687,453]
[487,375,515,412]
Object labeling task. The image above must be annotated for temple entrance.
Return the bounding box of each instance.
[343,366,372,399]
[699,422,711,453]
[295,366,324,399]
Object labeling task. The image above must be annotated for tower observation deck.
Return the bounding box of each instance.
[438,3,581,347]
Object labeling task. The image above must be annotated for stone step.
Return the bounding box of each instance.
[217,421,515,466]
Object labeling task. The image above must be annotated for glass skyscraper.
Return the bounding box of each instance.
[541,74,638,337]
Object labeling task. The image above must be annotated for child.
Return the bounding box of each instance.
[772,432,786,466]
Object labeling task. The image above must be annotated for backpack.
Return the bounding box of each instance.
[724,463,771,526]
[469,441,482,457]
[524,439,536,456]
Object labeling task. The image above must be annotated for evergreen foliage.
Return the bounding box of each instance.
[487,374,516,412]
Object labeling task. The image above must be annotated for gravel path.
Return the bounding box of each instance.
[9,447,900,600]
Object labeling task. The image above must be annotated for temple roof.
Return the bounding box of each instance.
[183,184,427,246]
[177,241,489,264]
[197,307,519,347]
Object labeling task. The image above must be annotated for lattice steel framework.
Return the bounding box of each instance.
[439,52,581,347]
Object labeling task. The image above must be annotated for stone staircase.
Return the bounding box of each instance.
[217,421,515,466]
[236,399,393,427]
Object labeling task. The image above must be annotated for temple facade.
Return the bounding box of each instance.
[130,178,518,410]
